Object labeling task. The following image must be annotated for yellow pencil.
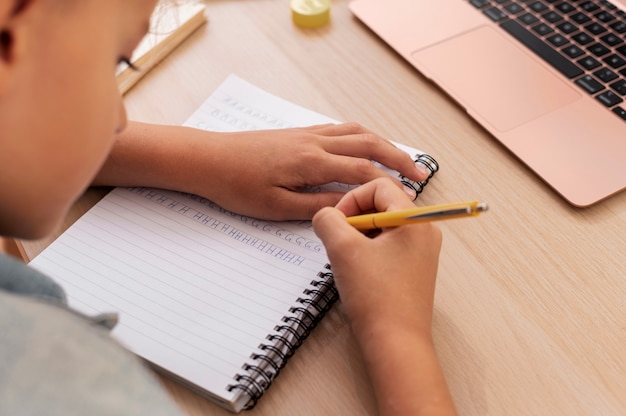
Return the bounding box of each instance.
[346,200,488,231]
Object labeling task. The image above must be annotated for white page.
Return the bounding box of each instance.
[30,74,437,412]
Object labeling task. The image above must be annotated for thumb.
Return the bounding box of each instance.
[313,207,357,250]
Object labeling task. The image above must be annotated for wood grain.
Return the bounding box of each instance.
[19,1,626,415]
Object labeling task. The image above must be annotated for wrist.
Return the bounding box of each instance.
[350,318,456,416]
[349,311,434,351]
[95,123,223,198]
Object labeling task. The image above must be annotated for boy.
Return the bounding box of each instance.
[0,0,455,414]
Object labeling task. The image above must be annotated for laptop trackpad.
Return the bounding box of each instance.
[411,26,581,132]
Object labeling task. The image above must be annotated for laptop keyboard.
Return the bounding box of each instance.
[469,0,626,121]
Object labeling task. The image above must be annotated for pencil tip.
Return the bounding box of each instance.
[476,202,489,213]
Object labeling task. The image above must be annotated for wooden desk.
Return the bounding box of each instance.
[19,1,626,415]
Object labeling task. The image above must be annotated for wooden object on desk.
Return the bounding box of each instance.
[0,238,23,261]
[18,0,626,415]
[116,3,207,95]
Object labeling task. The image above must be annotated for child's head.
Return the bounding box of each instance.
[0,0,158,239]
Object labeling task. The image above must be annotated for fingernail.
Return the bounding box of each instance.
[403,185,417,200]
[415,163,430,179]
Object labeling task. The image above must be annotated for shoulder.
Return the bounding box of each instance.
[0,253,66,304]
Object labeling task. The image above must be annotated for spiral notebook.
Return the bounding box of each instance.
[29,75,438,413]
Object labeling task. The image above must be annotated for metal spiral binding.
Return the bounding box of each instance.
[400,153,439,199]
[226,264,338,410]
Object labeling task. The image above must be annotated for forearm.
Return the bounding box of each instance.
[93,121,223,196]
[354,321,457,416]
[94,121,431,220]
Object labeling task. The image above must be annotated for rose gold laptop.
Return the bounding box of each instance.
[350,0,626,207]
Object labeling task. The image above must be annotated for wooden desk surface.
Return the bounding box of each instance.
[19,1,626,415]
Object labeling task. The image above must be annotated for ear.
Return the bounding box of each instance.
[0,27,12,63]
[0,0,13,60]
[0,0,35,93]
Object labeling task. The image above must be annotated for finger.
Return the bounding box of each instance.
[291,122,429,183]
[290,123,337,133]
[317,133,428,183]
[312,207,359,252]
[299,152,417,199]
[304,122,373,137]
[334,178,415,217]
[303,123,402,161]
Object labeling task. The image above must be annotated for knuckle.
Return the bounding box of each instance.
[353,157,375,176]
[312,206,335,224]
[340,121,363,132]
[356,132,378,148]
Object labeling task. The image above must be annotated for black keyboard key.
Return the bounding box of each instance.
[610,21,626,33]
[603,54,626,69]
[529,1,548,12]
[548,34,569,46]
[600,33,623,47]
[557,21,577,34]
[576,75,604,94]
[519,13,539,25]
[616,44,626,58]
[571,12,591,24]
[572,32,594,45]
[470,0,491,8]
[555,2,576,13]
[500,20,584,78]
[587,43,611,57]
[542,11,563,23]
[505,3,525,14]
[596,90,623,107]
[532,23,554,35]
[578,55,602,70]
[484,7,508,21]
[612,106,626,120]
[580,1,600,12]
[610,79,626,95]
[562,44,585,58]
[600,2,614,8]
[595,11,615,23]
[585,22,607,35]
[594,67,619,82]
[569,12,591,24]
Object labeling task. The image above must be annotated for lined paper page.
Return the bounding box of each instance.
[31,186,328,407]
[30,74,432,410]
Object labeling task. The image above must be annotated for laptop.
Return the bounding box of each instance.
[350,0,626,207]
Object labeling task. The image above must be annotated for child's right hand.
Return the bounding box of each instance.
[312,177,442,337]
[313,178,456,416]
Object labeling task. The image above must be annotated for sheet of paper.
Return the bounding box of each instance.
[32,185,328,407]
